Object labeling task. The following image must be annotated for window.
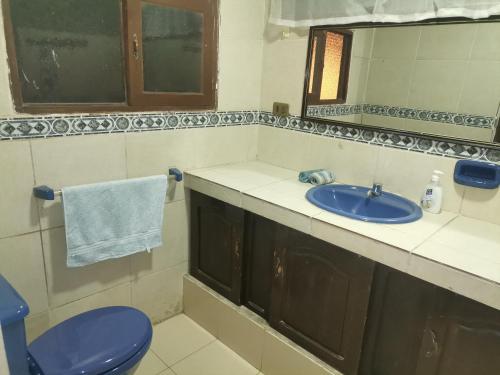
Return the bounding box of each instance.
[306,29,352,105]
[2,0,218,113]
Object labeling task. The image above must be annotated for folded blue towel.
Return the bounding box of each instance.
[62,176,168,267]
[299,169,324,183]
[299,169,335,185]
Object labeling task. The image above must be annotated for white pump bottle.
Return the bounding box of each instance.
[421,170,444,214]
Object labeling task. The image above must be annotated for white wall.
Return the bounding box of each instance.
[0,0,265,343]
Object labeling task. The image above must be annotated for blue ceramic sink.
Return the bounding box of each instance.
[306,184,422,224]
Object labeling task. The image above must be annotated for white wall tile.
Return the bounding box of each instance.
[374,147,464,212]
[49,282,132,326]
[0,232,48,314]
[365,59,413,106]
[0,140,39,238]
[195,126,259,169]
[470,23,500,61]
[458,60,500,117]
[408,60,467,112]
[262,330,339,375]
[257,126,310,171]
[351,29,374,59]
[461,187,500,226]
[25,311,50,344]
[32,134,127,229]
[131,261,187,323]
[218,38,264,111]
[131,200,189,277]
[260,37,309,115]
[417,24,476,60]
[41,227,131,307]
[371,27,420,60]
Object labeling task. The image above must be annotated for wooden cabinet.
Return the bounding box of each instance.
[243,213,276,319]
[189,191,500,375]
[269,226,375,375]
[190,191,244,304]
[361,265,500,375]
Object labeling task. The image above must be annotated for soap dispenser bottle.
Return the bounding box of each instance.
[421,170,444,214]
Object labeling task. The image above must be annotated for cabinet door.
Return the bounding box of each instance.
[243,213,276,319]
[415,293,500,375]
[269,226,375,375]
[360,265,440,375]
[190,191,244,304]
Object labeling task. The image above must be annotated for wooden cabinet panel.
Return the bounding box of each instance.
[190,191,244,304]
[416,294,500,375]
[243,213,276,319]
[360,266,440,375]
[362,266,500,375]
[270,226,375,375]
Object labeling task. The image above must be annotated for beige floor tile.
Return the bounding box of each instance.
[171,341,259,375]
[134,351,168,375]
[151,314,215,366]
[157,369,176,375]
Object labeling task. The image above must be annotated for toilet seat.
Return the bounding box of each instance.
[27,306,152,375]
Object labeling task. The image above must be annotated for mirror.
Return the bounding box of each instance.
[302,21,500,144]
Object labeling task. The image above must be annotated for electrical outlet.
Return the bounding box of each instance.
[273,102,290,117]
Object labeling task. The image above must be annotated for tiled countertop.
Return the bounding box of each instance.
[185,161,500,311]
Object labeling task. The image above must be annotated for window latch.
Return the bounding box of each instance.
[132,33,140,60]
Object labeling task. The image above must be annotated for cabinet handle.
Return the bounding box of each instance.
[132,33,140,60]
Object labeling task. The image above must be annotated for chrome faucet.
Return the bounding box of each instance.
[367,183,383,198]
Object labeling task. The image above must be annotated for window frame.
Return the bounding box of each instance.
[305,28,353,106]
[1,0,218,114]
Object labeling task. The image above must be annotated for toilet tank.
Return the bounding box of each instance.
[0,275,30,375]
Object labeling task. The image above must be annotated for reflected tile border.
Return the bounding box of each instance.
[307,104,496,129]
[259,112,500,164]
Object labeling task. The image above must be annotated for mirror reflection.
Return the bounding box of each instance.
[303,22,500,143]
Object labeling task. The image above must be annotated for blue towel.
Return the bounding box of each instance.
[299,169,335,185]
[62,176,168,267]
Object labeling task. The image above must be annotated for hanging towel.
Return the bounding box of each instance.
[298,169,335,185]
[62,176,168,267]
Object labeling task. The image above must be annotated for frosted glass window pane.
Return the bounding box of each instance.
[142,3,203,93]
[10,0,125,103]
[320,32,344,100]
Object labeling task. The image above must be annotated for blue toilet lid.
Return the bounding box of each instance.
[28,306,152,375]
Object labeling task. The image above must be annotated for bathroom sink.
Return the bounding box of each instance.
[306,184,422,224]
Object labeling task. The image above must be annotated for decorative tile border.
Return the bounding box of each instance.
[0,111,259,139]
[0,109,498,163]
[306,104,363,118]
[259,112,500,164]
[307,104,497,129]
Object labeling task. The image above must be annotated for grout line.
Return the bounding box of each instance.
[163,337,217,368]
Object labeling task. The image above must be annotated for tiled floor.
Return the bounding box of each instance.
[135,313,262,375]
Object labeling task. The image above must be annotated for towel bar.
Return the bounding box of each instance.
[33,168,183,201]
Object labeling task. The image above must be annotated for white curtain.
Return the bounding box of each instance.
[269,0,500,27]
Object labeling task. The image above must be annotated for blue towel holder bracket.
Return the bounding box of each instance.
[33,168,183,201]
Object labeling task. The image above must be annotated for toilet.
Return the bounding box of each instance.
[0,275,152,375]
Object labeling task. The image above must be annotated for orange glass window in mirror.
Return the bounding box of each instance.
[307,29,352,105]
